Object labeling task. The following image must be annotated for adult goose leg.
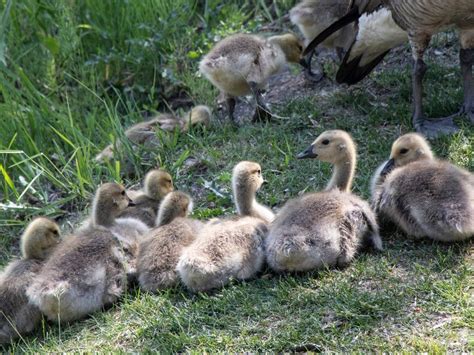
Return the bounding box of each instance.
[410,33,459,138]
[459,29,474,123]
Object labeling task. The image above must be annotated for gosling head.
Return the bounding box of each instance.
[92,182,134,226]
[144,169,174,201]
[269,33,303,64]
[156,191,193,226]
[297,130,356,163]
[232,161,265,196]
[188,105,212,128]
[21,217,61,260]
[381,133,434,176]
[95,144,114,163]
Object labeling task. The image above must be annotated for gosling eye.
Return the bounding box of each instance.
[400,148,409,155]
[53,230,59,235]
[121,190,126,196]
[321,139,330,145]
[257,169,261,175]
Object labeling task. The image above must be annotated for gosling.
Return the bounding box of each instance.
[372,133,474,242]
[78,181,151,282]
[95,105,212,162]
[199,33,303,123]
[265,130,383,273]
[137,191,203,292]
[177,161,272,292]
[26,183,133,323]
[0,218,60,344]
[118,169,174,227]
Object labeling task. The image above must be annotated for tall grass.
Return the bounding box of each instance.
[0,0,296,225]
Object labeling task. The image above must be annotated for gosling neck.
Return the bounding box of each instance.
[92,202,115,227]
[156,208,175,227]
[233,182,257,217]
[21,237,38,259]
[326,152,356,192]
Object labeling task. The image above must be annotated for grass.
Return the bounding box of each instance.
[1,0,473,352]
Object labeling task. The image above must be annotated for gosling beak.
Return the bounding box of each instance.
[299,58,309,69]
[380,158,395,176]
[128,197,136,207]
[297,144,317,159]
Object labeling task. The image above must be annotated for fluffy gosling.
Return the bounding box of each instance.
[199,33,303,123]
[137,191,203,291]
[177,161,272,292]
[118,169,174,227]
[26,183,133,323]
[372,133,474,242]
[265,130,383,272]
[0,218,60,344]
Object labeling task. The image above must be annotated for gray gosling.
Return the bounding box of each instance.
[95,105,212,162]
[137,191,203,292]
[0,218,60,344]
[26,183,133,323]
[118,169,174,227]
[265,130,383,273]
[199,33,303,123]
[79,182,151,281]
[372,133,474,242]
[150,105,211,133]
[177,161,273,292]
[290,0,352,81]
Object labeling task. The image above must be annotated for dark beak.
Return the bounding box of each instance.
[128,197,136,207]
[297,144,317,159]
[299,57,309,69]
[380,158,395,176]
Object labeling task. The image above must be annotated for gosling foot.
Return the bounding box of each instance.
[414,116,459,139]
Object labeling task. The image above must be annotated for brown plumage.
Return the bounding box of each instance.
[137,191,203,292]
[26,183,133,323]
[372,133,474,241]
[200,33,303,123]
[0,218,60,344]
[118,169,174,227]
[95,105,212,162]
[265,130,382,273]
[305,0,474,138]
[176,161,273,292]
